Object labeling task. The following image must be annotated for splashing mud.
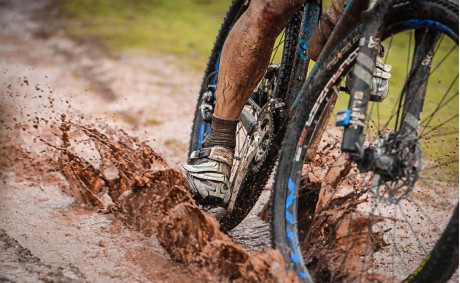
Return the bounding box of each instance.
[44,117,298,282]
[0,0,294,280]
[298,140,389,282]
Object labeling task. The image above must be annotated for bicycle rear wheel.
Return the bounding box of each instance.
[189,1,308,231]
[272,0,459,281]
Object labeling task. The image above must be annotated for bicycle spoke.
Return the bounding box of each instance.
[233,124,248,182]
[420,158,459,172]
[421,130,458,139]
[418,73,459,138]
[235,123,245,159]
[417,177,456,207]
[339,219,371,280]
[419,113,459,138]
[430,44,456,74]
[359,206,376,283]
[270,30,286,63]
[382,70,408,132]
[341,176,370,268]
[398,204,427,254]
[391,205,409,282]
[433,33,445,55]
[384,34,394,65]
[366,102,376,140]
[394,74,457,144]
[417,177,458,184]
[406,30,413,81]
[376,101,381,134]
[409,196,443,234]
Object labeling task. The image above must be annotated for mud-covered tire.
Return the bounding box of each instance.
[272,0,459,281]
[188,1,305,231]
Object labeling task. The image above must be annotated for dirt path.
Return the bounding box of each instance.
[0,0,271,281]
[4,1,457,282]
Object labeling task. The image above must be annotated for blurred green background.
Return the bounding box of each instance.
[62,0,230,70]
[61,0,332,70]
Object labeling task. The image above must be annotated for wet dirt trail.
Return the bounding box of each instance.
[0,0,278,282]
[3,1,457,282]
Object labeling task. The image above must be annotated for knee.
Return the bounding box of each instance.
[251,0,304,25]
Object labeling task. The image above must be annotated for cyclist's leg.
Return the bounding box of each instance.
[182,0,388,207]
[308,0,348,61]
[208,0,350,148]
[182,0,304,206]
[213,0,305,120]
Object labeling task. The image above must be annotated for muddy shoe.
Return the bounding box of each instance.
[181,146,234,206]
[371,56,392,102]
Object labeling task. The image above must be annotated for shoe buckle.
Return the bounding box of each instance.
[190,147,212,159]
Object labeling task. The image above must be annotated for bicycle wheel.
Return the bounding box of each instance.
[189,1,309,231]
[272,0,459,282]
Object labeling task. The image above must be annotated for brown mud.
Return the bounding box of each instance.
[0,0,285,281]
[1,0,457,282]
[47,118,297,282]
[0,229,86,282]
[298,140,388,282]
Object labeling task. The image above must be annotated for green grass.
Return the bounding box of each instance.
[61,0,331,70]
[61,0,230,70]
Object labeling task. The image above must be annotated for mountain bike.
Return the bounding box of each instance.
[271,0,459,282]
[189,0,321,231]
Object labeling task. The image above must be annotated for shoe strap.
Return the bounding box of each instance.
[187,171,229,184]
[190,146,234,167]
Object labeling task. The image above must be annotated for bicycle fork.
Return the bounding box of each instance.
[340,0,439,176]
[340,0,393,159]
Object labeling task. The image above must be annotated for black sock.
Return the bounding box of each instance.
[201,115,239,150]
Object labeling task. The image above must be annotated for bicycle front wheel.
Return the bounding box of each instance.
[272,0,459,282]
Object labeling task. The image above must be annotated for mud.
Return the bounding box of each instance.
[0,229,85,282]
[48,119,296,282]
[0,0,289,281]
[1,0,457,282]
[297,140,388,282]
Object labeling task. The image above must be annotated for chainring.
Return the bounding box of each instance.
[249,103,275,173]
